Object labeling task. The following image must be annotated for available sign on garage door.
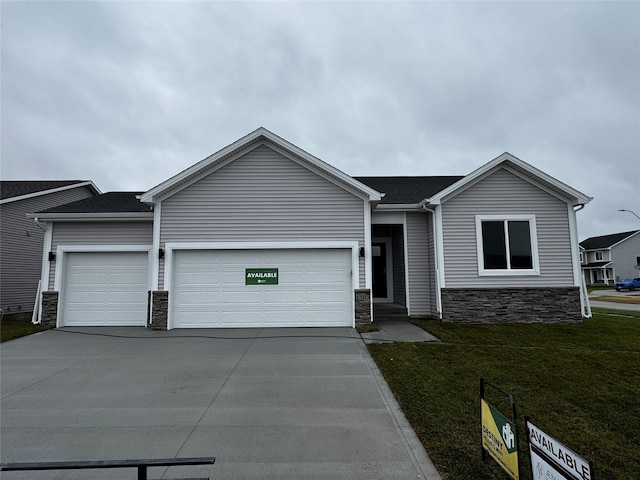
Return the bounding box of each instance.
[171,249,353,328]
[245,268,279,285]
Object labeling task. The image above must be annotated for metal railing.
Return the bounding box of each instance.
[0,456,215,480]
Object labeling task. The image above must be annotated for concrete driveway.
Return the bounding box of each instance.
[1,327,440,480]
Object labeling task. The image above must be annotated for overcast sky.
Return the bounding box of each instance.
[1,1,638,240]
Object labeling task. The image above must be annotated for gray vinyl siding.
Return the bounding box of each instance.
[441,168,574,288]
[392,226,406,306]
[48,221,153,289]
[0,186,95,313]
[611,233,640,280]
[159,145,366,289]
[406,212,437,315]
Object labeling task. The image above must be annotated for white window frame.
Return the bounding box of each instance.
[595,251,603,261]
[475,215,540,276]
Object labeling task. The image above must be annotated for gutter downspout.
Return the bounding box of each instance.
[573,204,592,318]
[32,218,50,324]
[33,217,47,232]
[422,203,443,319]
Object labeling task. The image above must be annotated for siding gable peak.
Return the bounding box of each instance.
[424,152,592,207]
[140,128,382,204]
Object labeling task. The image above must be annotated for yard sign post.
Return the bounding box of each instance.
[480,378,519,480]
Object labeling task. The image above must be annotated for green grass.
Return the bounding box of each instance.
[587,285,616,293]
[1,321,50,342]
[368,311,640,480]
[356,323,380,333]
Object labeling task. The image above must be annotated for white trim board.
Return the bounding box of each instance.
[163,241,360,330]
[1,181,101,205]
[53,245,153,328]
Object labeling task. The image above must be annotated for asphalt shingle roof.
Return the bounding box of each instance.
[580,230,640,250]
[38,192,151,214]
[354,176,464,204]
[0,180,87,200]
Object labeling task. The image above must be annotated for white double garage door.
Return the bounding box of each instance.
[60,248,355,328]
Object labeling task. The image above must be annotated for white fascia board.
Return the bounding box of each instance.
[1,181,101,205]
[27,212,154,222]
[140,129,267,203]
[140,127,382,204]
[266,142,382,202]
[165,241,359,251]
[425,153,592,206]
[257,129,382,201]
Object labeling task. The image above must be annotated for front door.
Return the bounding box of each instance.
[372,238,393,302]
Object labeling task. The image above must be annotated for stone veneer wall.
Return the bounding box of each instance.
[354,289,371,324]
[441,287,582,323]
[150,290,169,330]
[41,291,59,326]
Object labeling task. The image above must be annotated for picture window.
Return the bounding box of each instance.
[476,215,539,275]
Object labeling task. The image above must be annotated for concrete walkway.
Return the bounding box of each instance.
[360,304,439,343]
[1,326,441,480]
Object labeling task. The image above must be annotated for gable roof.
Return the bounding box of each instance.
[424,152,592,207]
[30,192,153,220]
[140,127,382,204]
[580,230,640,250]
[355,176,464,205]
[0,180,100,204]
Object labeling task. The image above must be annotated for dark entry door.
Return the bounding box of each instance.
[372,242,387,298]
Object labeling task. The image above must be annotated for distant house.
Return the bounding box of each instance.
[30,128,592,328]
[0,181,100,319]
[580,230,640,285]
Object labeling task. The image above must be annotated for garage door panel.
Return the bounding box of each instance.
[62,252,148,327]
[172,249,352,328]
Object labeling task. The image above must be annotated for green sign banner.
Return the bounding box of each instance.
[245,268,278,285]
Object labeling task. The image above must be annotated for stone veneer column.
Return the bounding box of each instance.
[354,289,371,325]
[150,291,169,330]
[41,291,59,327]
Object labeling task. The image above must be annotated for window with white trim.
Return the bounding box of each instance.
[476,215,539,275]
[595,251,603,261]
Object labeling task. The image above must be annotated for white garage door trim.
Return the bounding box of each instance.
[54,245,153,328]
[164,241,360,330]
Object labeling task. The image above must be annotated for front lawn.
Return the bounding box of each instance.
[1,321,50,342]
[368,309,640,480]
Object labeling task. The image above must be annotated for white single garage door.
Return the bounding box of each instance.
[171,249,353,328]
[61,251,149,326]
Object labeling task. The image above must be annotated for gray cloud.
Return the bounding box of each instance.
[1,1,638,239]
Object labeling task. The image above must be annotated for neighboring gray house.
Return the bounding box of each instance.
[580,230,640,285]
[0,181,99,319]
[30,128,592,328]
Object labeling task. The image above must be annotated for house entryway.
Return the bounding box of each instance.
[372,225,406,306]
